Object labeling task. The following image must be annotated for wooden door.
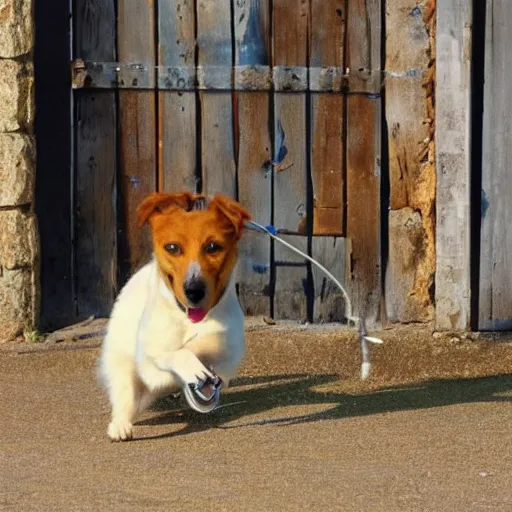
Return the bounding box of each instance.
[68,0,382,325]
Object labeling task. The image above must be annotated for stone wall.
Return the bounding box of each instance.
[0,0,38,342]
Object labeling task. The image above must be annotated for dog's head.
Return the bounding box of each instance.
[137,191,250,321]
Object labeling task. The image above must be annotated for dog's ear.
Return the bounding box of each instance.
[137,192,196,227]
[209,195,251,240]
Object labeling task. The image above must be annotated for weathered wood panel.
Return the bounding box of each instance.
[385,0,435,323]
[197,0,236,197]
[272,0,310,319]
[479,0,494,330]
[118,0,156,279]
[158,0,197,192]
[385,208,426,322]
[75,96,117,316]
[309,0,346,323]
[234,0,272,316]
[345,0,381,327]
[74,0,117,317]
[65,0,386,324]
[274,236,308,322]
[310,0,345,237]
[312,237,346,322]
[479,0,512,330]
[435,0,472,330]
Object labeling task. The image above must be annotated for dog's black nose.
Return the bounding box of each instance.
[184,280,206,304]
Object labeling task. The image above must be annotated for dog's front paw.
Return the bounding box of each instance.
[107,419,133,442]
[167,349,215,386]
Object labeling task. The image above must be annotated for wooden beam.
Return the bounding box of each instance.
[435,0,472,330]
[310,0,345,237]
[158,0,197,193]
[74,0,117,318]
[384,0,435,323]
[309,0,347,323]
[197,0,236,197]
[312,237,346,322]
[234,0,272,316]
[117,0,157,280]
[272,0,310,320]
[345,0,382,328]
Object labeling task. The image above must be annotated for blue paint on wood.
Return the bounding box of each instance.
[410,6,422,17]
[252,264,269,274]
[239,0,268,66]
[273,120,288,164]
[481,189,489,219]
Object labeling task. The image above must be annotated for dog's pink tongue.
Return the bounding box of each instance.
[188,308,207,323]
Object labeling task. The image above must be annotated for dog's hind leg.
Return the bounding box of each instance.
[103,355,142,441]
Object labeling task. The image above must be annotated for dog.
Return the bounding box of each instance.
[98,191,251,441]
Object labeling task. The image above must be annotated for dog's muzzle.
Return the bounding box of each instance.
[183,370,222,414]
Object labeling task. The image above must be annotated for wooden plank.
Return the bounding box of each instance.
[346,95,381,326]
[272,0,310,319]
[197,0,236,197]
[345,0,381,327]
[274,236,309,322]
[310,0,345,236]
[479,0,512,330]
[35,0,74,328]
[234,0,272,316]
[384,0,435,323]
[74,0,117,317]
[117,0,156,280]
[75,95,117,316]
[309,0,346,323]
[435,0,472,330]
[158,0,197,193]
[385,208,430,322]
[312,237,346,322]
[479,0,493,330]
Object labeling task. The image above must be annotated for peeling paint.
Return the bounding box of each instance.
[481,189,489,219]
[238,0,268,66]
[273,120,288,165]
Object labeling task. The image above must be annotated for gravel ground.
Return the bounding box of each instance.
[1,321,512,511]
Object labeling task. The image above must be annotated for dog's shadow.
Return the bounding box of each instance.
[133,372,512,441]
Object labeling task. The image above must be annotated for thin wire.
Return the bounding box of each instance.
[245,220,383,380]
[245,220,356,324]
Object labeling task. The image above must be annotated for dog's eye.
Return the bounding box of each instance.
[204,241,222,254]
[164,243,182,255]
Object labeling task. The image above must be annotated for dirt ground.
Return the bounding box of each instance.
[1,320,512,512]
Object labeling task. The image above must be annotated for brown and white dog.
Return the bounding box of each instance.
[98,192,251,441]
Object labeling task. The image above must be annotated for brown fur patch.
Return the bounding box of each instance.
[138,193,250,310]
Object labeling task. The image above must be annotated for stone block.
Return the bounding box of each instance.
[0,59,34,132]
[0,0,34,58]
[0,208,38,269]
[0,133,35,206]
[0,267,35,342]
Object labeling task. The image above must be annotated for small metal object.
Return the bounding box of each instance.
[183,371,222,414]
